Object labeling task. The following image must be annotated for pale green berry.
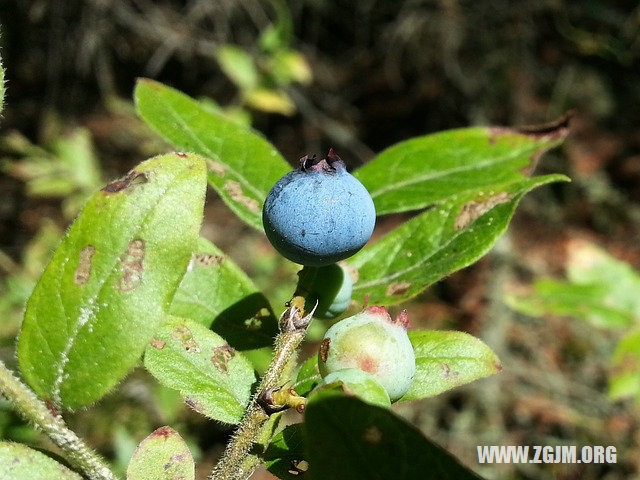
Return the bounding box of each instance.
[318,306,415,401]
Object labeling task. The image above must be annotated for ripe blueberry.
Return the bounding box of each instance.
[262,149,376,266]
[298,264,353,319]
[318,306,416,401]
[321,368,391,407]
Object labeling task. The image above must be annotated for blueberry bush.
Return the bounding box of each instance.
[0,53,571,479]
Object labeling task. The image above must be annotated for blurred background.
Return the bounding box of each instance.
[1,1,640,479]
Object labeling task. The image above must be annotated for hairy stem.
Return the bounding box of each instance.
[210,296,311,480]
[0,360,118,480]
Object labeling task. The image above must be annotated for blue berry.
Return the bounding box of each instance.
[298,264,353,319]
[262,149,376,266]
[318,306,416,401]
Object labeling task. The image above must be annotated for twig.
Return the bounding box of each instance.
[0,360,118,480]
[210,296,313,480]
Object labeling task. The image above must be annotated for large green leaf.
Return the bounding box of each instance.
[135,79,290,230]
[349,175,568,305]
[0,442,82,480]
[144,316,256,424]
[400,331,501,402]
[18,153,207,408]
[354,125,568,215]
[303,386,483,479]
[170,237,278,350]
[126,426,194,480]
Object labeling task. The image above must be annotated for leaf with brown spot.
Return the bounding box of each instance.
[144,316,256,424]
[170,237,278,351]
[135,79,290,230]
[355,119,569,216]
[73,245,95,285]
[349,175,568,305]
[126,426,194,480]
[18,153,207,409]
[0,442,83,480]
[399,330,501,402]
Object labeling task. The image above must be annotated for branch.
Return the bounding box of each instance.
[0,360,118,480]
[210,295,313,480]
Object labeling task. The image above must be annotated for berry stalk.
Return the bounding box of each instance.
[210,296,314,480]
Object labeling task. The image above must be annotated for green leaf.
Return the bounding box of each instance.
[506,241,640,329]
[294,355,321,397]
[170,237,278,350]
[0,442,82,480]
[609,331,640,401]
[263,424,307,480]
[144,316,256,424]
[216,45,259,91]
[304,388,483,480]
[349,175,568,305]
[400,331,501,402]
[135,79,290,230]
[355,125,568,215]
[18,153,207,408]
[505,279,634,329]
[126,426,194,480]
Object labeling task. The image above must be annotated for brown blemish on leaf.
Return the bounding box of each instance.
[211,344,236,373]
[194,252,225,266]
[455,192,512,231]
[150,338,166,350]
[494,360,503,372]
[487,113,572,174]
[117,239,145,291]
[185,397,206,414]
[362,426,382,444]
[102,171,148,193]
[386,281,411,296]
[319,338,331,363]
[223,180,260,212]
[172,325,200,353]
[74,245,95,285]
[164,452,188,470]
[151,426,174,438]
[176,152,188,158]
[440,363,460,380]
[207,159,227,177]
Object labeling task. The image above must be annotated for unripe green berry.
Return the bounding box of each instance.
[298,264,353,319]
[318,306,416,401]
[321,368,391,408]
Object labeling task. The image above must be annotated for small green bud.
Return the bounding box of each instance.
[299,264,353,319]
